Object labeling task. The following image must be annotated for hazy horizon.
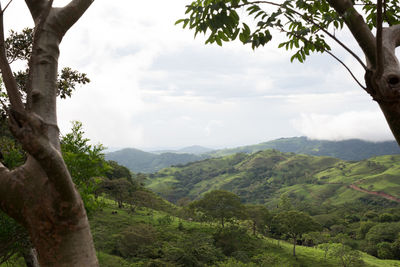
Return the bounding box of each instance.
[104,135,397,154]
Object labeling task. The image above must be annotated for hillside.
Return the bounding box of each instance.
[105,148,207,173]
[148,150,400,209]
[88,203,400,267]
[88,202,400,267]
[209,137,400,160]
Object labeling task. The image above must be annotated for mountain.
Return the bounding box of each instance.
[177,145,214,154]
[105,148,208,173]
[208,136,400,161]
[106,137,400,174]
[147,150,400,209]
[151,145,213,155]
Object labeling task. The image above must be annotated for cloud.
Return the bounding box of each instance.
[292,111,394,142]
[3,1,393,149]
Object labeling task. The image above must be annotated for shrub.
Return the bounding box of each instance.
[163,232,224,266]
[377,242,395,259]
[112,224,158,258]
[213,226,260,259]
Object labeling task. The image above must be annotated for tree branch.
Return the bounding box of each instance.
[52,0,94,36]
[325,50,367,90]
[281,28,366,90]
[376,0,384,77]
[233,0,367,70]
[327,0,377,67]
[3,0,13,13]
[24,0,48,22]
[8,110,78,204]
[0,164,25,223]
[383,25,400,50]
[0,5,24,113]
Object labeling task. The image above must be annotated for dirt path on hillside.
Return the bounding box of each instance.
[348,184,400,203]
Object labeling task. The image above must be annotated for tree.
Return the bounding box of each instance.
[328,243,364,267]
[106,160,132,181]
[100,178,137,208]
[245,204,270,235]
[178,0,400,145]
[190,190,244,227]
[61,121,110,214]
[273,210,321,256]
[366,222,400,244]
[0,1,97,266]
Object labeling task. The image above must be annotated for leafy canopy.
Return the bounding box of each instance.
[0,28,89,116]
[177,0,399,63]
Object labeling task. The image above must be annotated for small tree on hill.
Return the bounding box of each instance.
[100,178,137,208]
[273,210,321,256]
[245,204,270,235]
[329,243,364,267]
[191,190,244,227]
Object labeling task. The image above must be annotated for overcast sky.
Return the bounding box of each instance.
[3,1,395,150]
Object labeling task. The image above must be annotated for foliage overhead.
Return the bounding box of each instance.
[0,27,89,116]
[177,0,396,64]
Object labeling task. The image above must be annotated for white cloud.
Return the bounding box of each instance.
[3,1,396,149]
[293,111,394,142]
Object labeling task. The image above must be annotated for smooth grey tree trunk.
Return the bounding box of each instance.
[0,1,98,266]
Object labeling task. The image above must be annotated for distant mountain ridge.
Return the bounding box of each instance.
[208,137,400,161]
[106,137,400,173]
[151,145,213,155]
[105,148,208,173]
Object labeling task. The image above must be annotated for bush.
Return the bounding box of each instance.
[157,215,173,225]
[163,233,224,266]
[251,252,284,266]
[379,213,395,223]
[377,242,395,259]
[328,243,364,267]
[213,226,260,259]
[212,258,258,267]
[112,224,159,258]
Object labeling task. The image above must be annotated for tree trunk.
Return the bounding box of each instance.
[22,248,39,267]
[328,1,400,145]
[252,221,256,235]
[221,217,224,228]
[0,2,98,266]
[293,237,296,256]
[16,159,98,267]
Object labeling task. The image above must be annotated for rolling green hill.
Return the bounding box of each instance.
[209,137,400,161]
[148,150,400,210]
